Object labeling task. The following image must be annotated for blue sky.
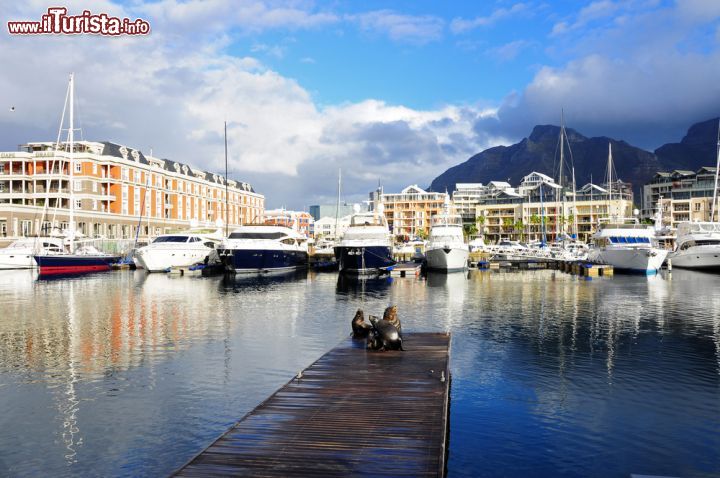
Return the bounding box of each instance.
[1,0,719,209]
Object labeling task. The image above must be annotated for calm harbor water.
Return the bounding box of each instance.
[0,268,719,477]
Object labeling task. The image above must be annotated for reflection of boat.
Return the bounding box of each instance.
[134,229,222,272]
[335,273,393,297]
[221,268,308,290]
[0,237,64,269]
[335,204,395,275]
[425,198,468,272]
[218,225,309,273]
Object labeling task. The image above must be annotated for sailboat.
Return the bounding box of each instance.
[668,120,720,270]
[34,74,121,275]
[587,143,668,273]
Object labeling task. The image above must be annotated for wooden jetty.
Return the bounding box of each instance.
[175,332,451,477]
[390,261,423,277]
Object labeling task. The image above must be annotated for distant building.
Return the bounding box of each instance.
[313,215,351,239]
[379,185,448,239]
[0,140,264,244]
[308,203,354,221]
[465,171,634,243]
[642,168,717,226]
[263,209,314,237]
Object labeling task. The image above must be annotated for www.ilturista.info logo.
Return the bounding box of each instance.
[7,7,151,35]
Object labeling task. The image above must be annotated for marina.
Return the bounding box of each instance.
[2,3,720,476]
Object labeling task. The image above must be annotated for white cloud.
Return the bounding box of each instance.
[450,3,529,34]
[0,2,498,208]
[486,40,533,61]
[347,10,444,45]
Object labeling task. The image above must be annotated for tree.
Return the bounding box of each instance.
[514,219,525,241]
[464,224,478,238]
[502,217,513,236]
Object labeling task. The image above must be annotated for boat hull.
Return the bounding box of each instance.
[334,245,395,274]
[425,247,468,272]
[135,247,213,272]
[221,248,308,273]
[588,248,667,273]
[34,254,121,275]
[669,247,720,270]
[0,253,36,270]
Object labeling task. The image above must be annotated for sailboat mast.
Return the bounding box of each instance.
[334,169,341,238]
[68,73,75,252]
[712,119,720,222]
[607,143,613,220]
[224,121,229,235]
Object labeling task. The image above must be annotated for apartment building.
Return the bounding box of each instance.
[0,141,264,244]
[380,185,448,239]
[642,168,718,227]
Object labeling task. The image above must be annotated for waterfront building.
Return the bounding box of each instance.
[642,168,717,227]
[313,214,351,239]
[472,172,633,244]
[308,203,354,221]
[378,185,448,239]
[452,181,518,224]
[263,209,314,237]
[0,141,264,246]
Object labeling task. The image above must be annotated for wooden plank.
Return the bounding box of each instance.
[174,332,451,477]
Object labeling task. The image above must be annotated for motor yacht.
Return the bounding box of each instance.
[218,225,308,273]
[134,229,223,272]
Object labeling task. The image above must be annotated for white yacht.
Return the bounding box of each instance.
[0,237,64,269]
[334,204,395,274]
[669,222,720,270]
[134,229,223,272]
[668,123,720,270]
[425,201,468,272]
[587,221,668,273]
[218,225,308,273]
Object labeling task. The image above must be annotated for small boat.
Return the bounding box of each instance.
[34,245,121,276]
[0,237,64,269]
[425,199,468,272]
[218,225,308,273]
[334,204,395,275]
[134,229,223,272]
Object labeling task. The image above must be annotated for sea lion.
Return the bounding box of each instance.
[366,315,383,350]
[351,309,372,338]
[382,305,402,337]
[369,316,403,351]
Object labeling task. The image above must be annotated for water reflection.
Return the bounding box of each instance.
[0,269,719,477]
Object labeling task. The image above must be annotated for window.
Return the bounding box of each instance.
[695,203,701,211]
[122,167,129,181]
[75,199,82,210]
[0,164,5,174]
[74,180,82,191]
[75,162,82,173]
[21,220,32,236]
[92,163,97,175]
[92,181,97,192]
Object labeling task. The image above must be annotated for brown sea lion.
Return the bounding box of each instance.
[382,305,402,337]
[351,309,372,338]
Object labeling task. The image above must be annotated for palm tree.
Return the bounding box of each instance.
[502,217,513,237]
[514,219,525,241]
[464,223,478,239]
[529,214,540,240]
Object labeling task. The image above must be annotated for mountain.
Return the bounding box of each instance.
[654,117,719,170]
[429,118,719,203]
